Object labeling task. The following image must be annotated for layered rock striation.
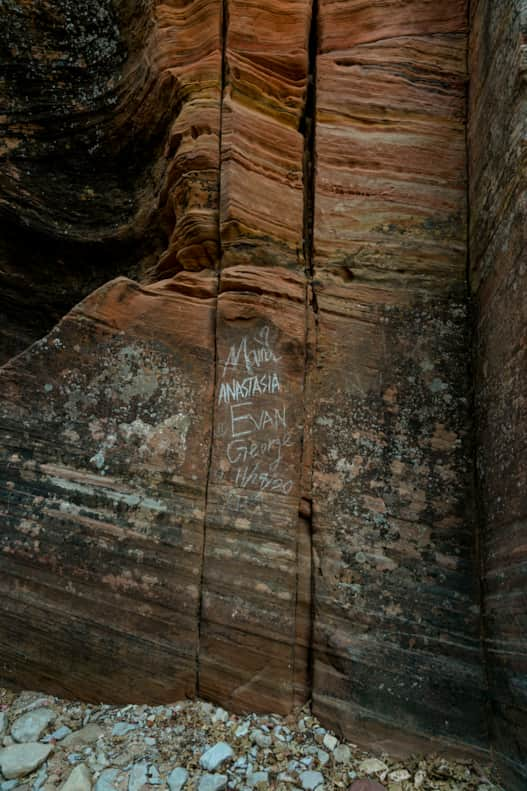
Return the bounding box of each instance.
[0,0,525,782]
[469,1,527,787]
[309,0,487,753]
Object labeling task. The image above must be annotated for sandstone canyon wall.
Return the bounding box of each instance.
[0,0,525,783]
[309,0,487,753]
[469,1,527,787]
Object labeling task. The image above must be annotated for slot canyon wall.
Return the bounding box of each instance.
[0,0,525,786]
[469,1,527,788]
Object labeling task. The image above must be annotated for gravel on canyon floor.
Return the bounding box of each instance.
[0,688,502,791]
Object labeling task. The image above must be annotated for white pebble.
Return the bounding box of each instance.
[323,734,338,751]
[167,767,188,791]
[198,774,228,791]
[299,770,325,790]
[200,742,234,771]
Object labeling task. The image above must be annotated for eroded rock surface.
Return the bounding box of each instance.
[0,274,217,701]
[0,0,524,779]
[469,1,527,788]
[309,0,486,752]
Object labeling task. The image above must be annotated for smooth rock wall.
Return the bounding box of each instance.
[309,0,487,753]
[469,1,527,787]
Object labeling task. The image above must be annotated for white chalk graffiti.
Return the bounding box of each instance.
[230,401,286,437]
[218,372,280,404]
[221,325,281,378]
[218,325,294,505]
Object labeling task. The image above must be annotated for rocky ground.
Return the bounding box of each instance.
[0,689,502,791]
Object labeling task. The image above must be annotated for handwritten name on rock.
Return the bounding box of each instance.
[221,325,281,379]
[218,326,295,502]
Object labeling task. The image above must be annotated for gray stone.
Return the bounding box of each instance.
[167,767,188,791]
[42,727,72,744]
[1,781,19,791]
[94,769,119,791]
[250,731,271,749]
[199,743,233,772]
[247,771,269,787]
[147,766,161,785]
[322,734,337,752]
[234,723,249,739]
[333,745,351,764]
[60,764,92,791]
[358,759,387,775]
[197,775,227,791]
[61,727,103,749]
[299,771,324,790]
[128,762,148,791]
[0,713,8,738]
[110,724,137,738]
[232,757,248,772]
[11,710,56,744]
[0,744,53,780]
[388,770,410,783]
[287,760,304,774]
[33,763,48,790]
[316,750,329,767]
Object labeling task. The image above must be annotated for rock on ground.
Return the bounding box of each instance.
[167,767,189,790]
[11,708,56,743]
[199,743,233,771]
[0,687,503,791]
[61,763,92,790]
[0,743,52,779]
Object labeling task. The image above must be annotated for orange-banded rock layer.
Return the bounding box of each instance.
[0,0,223,357]
[314,33,467,287]
[0,273,217,702]
[309,0,486,752]
[0,266,313,712]
[149,0,223,277]
[318,0,467,52]
[219,0,311,268]
[0,0,517,766]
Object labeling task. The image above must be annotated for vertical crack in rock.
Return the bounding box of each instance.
[301,0,318,288]
[197,0,229,695]
[297,0,319,704]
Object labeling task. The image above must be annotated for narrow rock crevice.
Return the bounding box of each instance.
[301,0,318,289]
[196,0,229,696]
[296,0,320,706]
[217,0,229,267]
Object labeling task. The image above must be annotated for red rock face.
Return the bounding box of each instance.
[219,0,310,268]
[309,0,486,752]
[1,0,524,772]
[199,267,309,713]
[0,274,217,701]
[469,1,527,787]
